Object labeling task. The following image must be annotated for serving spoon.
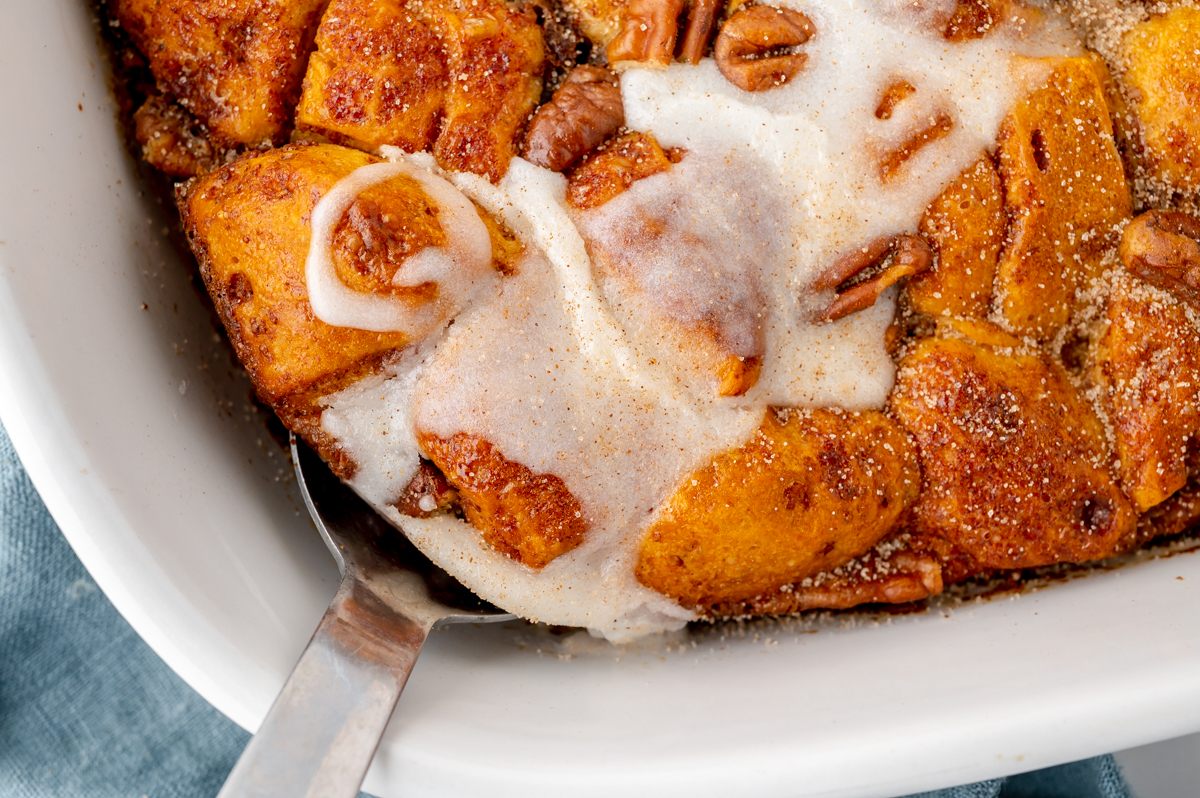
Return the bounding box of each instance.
[217,436,515,798]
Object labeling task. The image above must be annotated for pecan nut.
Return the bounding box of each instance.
[679,0,726,64]
[606,0,687,69]
[523,66,625,172]
[816,234,934,321]
[714,5,815,93]
[1120,209,1200,306]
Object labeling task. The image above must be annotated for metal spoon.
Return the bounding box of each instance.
[217,436,515,798]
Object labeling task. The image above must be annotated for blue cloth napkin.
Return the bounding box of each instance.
[0,420,1134,797]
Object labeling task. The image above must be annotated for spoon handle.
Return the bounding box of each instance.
[217,570,430,798]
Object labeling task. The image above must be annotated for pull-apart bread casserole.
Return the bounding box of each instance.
[111,0,1200,639]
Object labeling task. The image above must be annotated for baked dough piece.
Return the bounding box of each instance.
[178,142,514,475]
[133,96,219,178]
[635,409,920,610]
[568,133,764,396]
[296,0,545,182]
[296,0,448,154]
[1091,275,1200,512]
[907,156,1005,319]
[892,319,1137,568]
[113,0,328,147]
[418,433,588,568]
[994,56,1131,339]
[1121,6,1200,194]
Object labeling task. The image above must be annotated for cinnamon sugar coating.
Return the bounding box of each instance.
[1091,274,1200,513]
[296,0,544,182]
[133,96,219,178]
[113,0,328,147]
[565,131,680,210]
[635,409,920,610]
[1121,7,1200,195]
[893,320,1137,569]
[296,0,448,154]
[995,56,1131,340]
[907,156,1005,319]
[418,433,589,568]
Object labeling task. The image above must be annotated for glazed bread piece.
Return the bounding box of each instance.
[892,319,1138,569]
[417,433,589,568]
[636,409,920,611]
[177,142,517,476]
[297,0,545,182]
[1120,6,1200,195]
[567,132,765,397]
[994,56,1131,340]
[113,0,329,148]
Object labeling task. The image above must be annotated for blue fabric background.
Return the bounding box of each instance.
[0,421,1134,797]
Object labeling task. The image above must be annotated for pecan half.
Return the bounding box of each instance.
[1120,210,1200,307]
[816,234,934,321]
[523,66,625,172]
[714,5,815,93]
[679,0,726,64]
[606,0,687,69]
[880,110,955,183]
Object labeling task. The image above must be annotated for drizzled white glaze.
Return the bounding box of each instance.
[313,1,1083,639]
[305,149,493,333]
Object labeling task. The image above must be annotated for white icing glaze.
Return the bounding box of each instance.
[305,149,493,333]
[314,3,1084,639]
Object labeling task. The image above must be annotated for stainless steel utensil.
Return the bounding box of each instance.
[217,436,515,798]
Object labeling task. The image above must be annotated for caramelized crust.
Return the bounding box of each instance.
[635,409,920,610]
[113,0,328,146]
[1121,7,1200,194]
[182,144,430,403]
[892,320,1137,568]
[566,131,678,210]
[418,432,588,568]
[296,0,545,182]
[427,0,545,182]
[907,156,1004,319]
[943,0,1037,41]
[994,56,1131,339]
[296,0,448,153]
[134,96,218,178]
[1091,275,1200,512]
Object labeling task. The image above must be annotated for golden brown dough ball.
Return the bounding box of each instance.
[1091,275,1200,512]
[429,0,545,182]
[1122,7,1200,194]
[635,408,920,611]
[907,156,1004,319]
[296,0,448,154]
[113,0,327,146]
[892,320,1137,569]
[994,56,1131,340]
[418,432,589,568]
[179,143,512,475]
[296,0,545,183]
